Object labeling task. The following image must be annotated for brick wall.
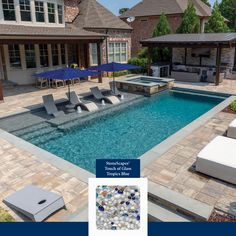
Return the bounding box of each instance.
[64,0,80,22]
[124,15,182,57]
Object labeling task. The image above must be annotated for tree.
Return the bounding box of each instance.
[219,0,236,32]
[201,0,211,7]
[152,13,171,62]
[176,0,200,33]
[205,1,230,33]
[119,8,129,15]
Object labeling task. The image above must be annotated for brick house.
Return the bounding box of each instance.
[65,0,132,68]
[0,0,131,85]
[120,0,212,57]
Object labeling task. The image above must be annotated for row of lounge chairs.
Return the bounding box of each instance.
[42,84,122,118]
[196,119,236,185]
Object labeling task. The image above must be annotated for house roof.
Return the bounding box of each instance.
[0,24,106,40]
[141,33,236,47]
[73,0,132,30]
[120,0,212,18]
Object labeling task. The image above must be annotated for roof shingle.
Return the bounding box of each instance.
[120,0,212,18]
[73,0,132,30]
[0,24,106,39]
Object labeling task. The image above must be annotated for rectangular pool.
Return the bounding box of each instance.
[12,90,224,173]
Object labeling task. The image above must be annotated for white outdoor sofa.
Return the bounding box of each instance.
[196,136,236,185]
[227,118,236,139]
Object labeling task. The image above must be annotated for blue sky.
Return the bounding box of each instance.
[98,0,219,16]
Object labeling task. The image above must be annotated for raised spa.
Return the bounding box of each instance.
[115,76,175,95]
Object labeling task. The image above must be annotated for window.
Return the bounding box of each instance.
[8,45,21,68]
[91,43,98,65]
[39,44,49,67]
[57,4,63,24]
[51,44,59,66]
[108,42,128,63]
[35,1,44,22]
[25,45,36,68]
[19,0,31,21]
[61,44,66,65]
[2,0,16,21]
[47,3,55,23]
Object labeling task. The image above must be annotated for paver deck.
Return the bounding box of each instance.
[0,78,236,220]
[142,111,236,215]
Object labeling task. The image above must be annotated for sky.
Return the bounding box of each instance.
[98,0,219,16]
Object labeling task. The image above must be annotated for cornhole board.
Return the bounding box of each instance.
[3,185,65,222]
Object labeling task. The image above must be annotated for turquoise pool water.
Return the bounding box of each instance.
[24,91,223,173]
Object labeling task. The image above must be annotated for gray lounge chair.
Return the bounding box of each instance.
[109,81,122,97]
[42,94,65,117]
[66,91,98,112]
[3,185,65,222]
[90,87,120,104]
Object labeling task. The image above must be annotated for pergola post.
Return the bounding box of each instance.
[147,46,153,76]
[0,80,3,102]
[215,46,222,86]
[97,42,103,83]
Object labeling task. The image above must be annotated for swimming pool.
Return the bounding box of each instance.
[14,90,224,173]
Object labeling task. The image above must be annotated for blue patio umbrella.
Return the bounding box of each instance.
[88,62,141,93]
[33,68,98,102]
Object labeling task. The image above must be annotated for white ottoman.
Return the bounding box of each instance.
[227,118,236,139]
[3,185,65,222]
[196,136,236,185]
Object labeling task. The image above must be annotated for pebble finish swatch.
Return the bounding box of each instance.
[96,186,140,230]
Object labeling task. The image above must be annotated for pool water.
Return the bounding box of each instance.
[25,91,223,173]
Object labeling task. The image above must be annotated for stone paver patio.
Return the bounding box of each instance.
[142,111,236,215]
[0,77,236,220]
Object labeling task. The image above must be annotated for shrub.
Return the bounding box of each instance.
[108,70,130,78]
[230,100,236,112]
[0,208,15,222]
[128,57,148,74]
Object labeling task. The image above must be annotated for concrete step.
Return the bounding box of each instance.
[148,181,214,221]
[148,201,191,222]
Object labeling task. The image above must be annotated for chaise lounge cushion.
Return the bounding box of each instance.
[196,136,236,185]
[227,118,236,139]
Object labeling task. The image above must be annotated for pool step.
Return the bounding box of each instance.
[12,122,51,137]
[148,181,214,221]
[28,130,64,146]
[148,201,191,222]
[19,126,56,141]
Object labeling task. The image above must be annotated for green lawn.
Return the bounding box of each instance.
[0,208,15,222]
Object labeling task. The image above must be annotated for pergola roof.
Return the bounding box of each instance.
[141,33,236,48]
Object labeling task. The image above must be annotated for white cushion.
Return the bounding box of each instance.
[196,136,236,185]
[227,118,236,139]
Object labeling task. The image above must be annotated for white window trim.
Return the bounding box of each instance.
[108,42,128,63]
[0,0,65,27]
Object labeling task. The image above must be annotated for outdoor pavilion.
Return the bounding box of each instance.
[141,33,236,86]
